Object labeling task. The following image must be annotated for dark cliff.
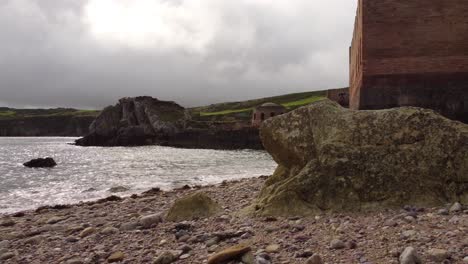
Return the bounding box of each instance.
[76,96,262,149]
[0,111,97,137]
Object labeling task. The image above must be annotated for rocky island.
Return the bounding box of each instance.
[75,96,263,150]
[1,100,467,264]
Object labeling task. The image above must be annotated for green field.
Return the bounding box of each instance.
[191,89,333,121]
[282,95,324,108]
[200,108,252,116]
[0,107,100,120]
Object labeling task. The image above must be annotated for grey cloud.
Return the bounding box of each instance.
[0,0,357,109]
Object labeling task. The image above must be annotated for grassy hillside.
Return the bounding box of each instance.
[0,107,100,120]
[0,88,333,123]
[189,90,328,121]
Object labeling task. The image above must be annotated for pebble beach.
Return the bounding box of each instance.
[0,176,467,264]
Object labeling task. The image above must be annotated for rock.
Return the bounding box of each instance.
[120,221,139,231]
[66,258,84,264]
[206,237,220,247]
[241,251,255,264]
[107,251,125,263]
[207,244,251,264]
[166,192,222,222]
[12,212,25,217]
[46,216,64,224]
[401,230,417,240]
[330,239,346,250]
[251,99,468,216]
[23,157,57,168]
[24,235,43,245]
[346,240,357,249]
[65,237,79,243]
[142,187,161,196]
[0,219,15,227]
[179,244,193,254]
[100,227,119,235]
[384,219,398,227]
[0,241,10,249]
[437,208,449,215]
[463,256,468,263]
[265,244,280,253]
[449,202,462,213]
[96,195,123,204]
[174,221,194,230]
[139,213,163,229]
[175,229,189,239]
[76,96,188,147]
[399,247,422,264]
[295,250,314,258]
[179,254,190,260]
[256,256,271,264]
[0,252,15,260]
[153,251,177,264]
[427,248,450,262]
[306,254,324,264]
[108,186,129,193]
[79,227,97,238]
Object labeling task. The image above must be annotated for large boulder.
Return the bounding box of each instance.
[75,96,189,146]
[250,99,468,216]
[166,192,222,221]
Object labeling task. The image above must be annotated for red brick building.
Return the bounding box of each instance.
[349,0,468,123]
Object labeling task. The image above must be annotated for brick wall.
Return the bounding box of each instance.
[364,0,468,75]
[349,0,468,123]
[349,0,363,109]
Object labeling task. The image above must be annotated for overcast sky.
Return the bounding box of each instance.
[0,0,357,109]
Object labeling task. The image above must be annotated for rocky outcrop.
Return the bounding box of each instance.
[24,157,57,168]
[76,96,263,149]
[75,97,189,146]
[250,99,468,216]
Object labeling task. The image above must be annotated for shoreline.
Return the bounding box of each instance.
[0,176,467,263]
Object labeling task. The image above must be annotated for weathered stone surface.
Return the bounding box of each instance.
[450,202,463,213]
[100,227,119,235]
[0,252,15,260]
[0,219,15,227]
[23,157,57,168]
[264,244,280,253]
[306,254,324,264]
[166,192,221,222]
[207,244,251,264]
[329,239,345,250]
[79,227,96,238]
[427,248,450,262]
[399,247,422,264]
[107,251,124,263]
[139,213,163,229]
[153,251,177,264]
[251,99,468,216]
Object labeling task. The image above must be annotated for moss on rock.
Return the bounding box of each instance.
[166,192,221,221]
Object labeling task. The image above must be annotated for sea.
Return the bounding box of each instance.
[0,137,276,214]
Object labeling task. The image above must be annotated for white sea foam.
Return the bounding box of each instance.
[0,137,276,214]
